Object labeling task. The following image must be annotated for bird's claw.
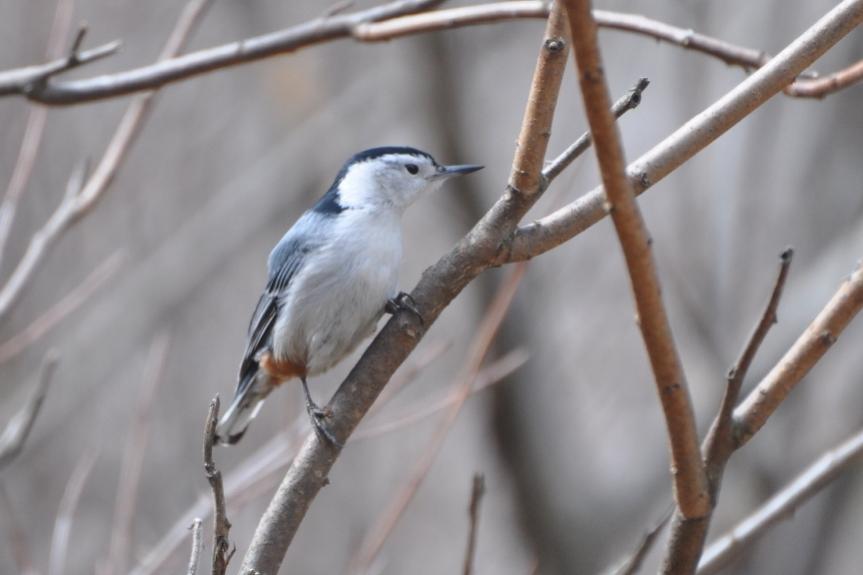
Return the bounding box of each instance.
[386,292,424,324]
[306,401,342,448]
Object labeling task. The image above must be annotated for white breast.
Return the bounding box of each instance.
[272,208,402,375]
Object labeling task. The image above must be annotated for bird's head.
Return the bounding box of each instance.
[323,146,482,213]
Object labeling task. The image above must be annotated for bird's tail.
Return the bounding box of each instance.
[215,372,276,445]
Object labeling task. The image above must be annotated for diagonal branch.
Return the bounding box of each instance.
[238,4,570,572]
[561,0,709,518]
[734,260,863,447]
[504,0,863,264]
[698,427,863,575]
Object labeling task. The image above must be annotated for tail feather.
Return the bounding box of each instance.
[215,373,275,445]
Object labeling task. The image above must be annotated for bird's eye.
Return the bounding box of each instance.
[405,164,419,175]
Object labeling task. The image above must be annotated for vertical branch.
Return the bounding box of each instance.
[508,2,570,197]
[204,396,233,575]
[462,473,486,575]
[560,0,709,518]
[186,518,203,575]
[105,333,171,575]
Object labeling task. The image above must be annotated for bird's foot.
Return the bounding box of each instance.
[305,400,343,448]
[386,292,424,324]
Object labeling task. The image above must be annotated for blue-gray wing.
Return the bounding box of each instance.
[236,234,312,390]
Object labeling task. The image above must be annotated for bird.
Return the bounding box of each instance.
[215,146,482,446]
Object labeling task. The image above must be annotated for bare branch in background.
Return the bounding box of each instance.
[0,483,37,575]
[612,510,672,575]
[0,354,59,470]
[128,346,523,575]
[734,260,863,445]
[105,334,171,575]
[186,518,203,575]
[562,0,709,518]
[204,396,233,575]
[0,0,77,268]
[462,473,486,575]
[662,250,794,573]
[349,264,526,573]
[0,0,214,322]
[698,427,863,575]
[0,0,444,104]
[0,250,124,365]
[238,3,570,568]
[49,449,99,575]
[505,0,863,264]
[1,2,859,105]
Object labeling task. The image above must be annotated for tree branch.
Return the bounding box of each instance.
[238,4,570,571]
[203,396,233,575]
[505,0,863,264]
[0,0,443,105]
[0,0,213,322]
[186,518,203,575]
[462,473,486,575]
[661,249,794,573]
[0,354,59,470]
[562,0,709,518]
[1,2,859,105]
[698,427,863,575]
[734,260,863,447]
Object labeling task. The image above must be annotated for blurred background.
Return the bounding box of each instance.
[1,1,862,573]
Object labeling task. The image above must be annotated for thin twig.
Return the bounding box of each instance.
[349,264,527,573]
[504,0,863,264]
[734,260,863,446]
[562,0,709,518]
[462,473,486,575]
[204,396,233,575]
[0,250,124,365]
[105,333,171,575]
[0,354,59,470]
[0,0,213,322]
[186,518,203,575]
[542,77,649,185]
[0,0,77,268]
[705,248,794,487]
[612,510,672,575]
[662,249,795,573]
[49,449,100,575]
[2,3,859,104]
[698,427,863,575]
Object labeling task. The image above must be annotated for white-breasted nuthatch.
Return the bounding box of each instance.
[216,146,482,446]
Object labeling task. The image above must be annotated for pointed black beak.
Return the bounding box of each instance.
[433,164,484,179]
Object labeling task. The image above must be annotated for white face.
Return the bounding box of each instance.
[337,153,453,212]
